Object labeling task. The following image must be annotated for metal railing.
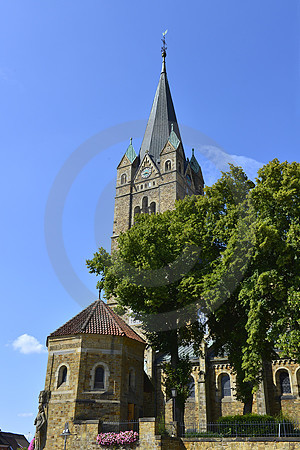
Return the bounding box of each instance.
[101,421,139,433]
[179,421,300,438]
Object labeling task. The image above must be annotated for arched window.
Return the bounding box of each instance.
[142,196,148,213]
[57,365,68,388]
[165,160,171,171]
[90,362,109,391]
[149,202,156,215]
[94,366,105,390]
[121,173,127,185]
[178,162,182,174]
[296,369,300,397]
[188,376,195,399]
[279,370,291,395]
[221,374,231,398]
[134,206,141,216]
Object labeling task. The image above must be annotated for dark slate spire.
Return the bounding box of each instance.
[139,42,183,164]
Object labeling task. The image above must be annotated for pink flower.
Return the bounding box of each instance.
[96,430,138,447]
[28,437,35,450]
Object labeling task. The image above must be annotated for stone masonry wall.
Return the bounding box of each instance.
[138,418,300,450]
[43,333,145,449]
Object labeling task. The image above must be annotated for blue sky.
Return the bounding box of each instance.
[0,0,299,439]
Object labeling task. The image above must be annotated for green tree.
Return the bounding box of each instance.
[236,160,300,385]
[87,164,253,421]
[204,160,300,412]
[87,160,300,417]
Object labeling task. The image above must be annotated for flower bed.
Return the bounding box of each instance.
[96,430,138,447]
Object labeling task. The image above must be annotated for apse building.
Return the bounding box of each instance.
[37,44,300,449]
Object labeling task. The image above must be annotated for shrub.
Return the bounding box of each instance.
[215,414,300,437]
[217,413,276,424]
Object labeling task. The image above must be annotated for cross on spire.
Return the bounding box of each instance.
[161,30,168,73]
[161,29,168,58]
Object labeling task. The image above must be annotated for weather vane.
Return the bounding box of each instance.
[161,29,168,57]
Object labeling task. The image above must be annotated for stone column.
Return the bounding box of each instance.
[139,418,160,449]
[198,342,208,430]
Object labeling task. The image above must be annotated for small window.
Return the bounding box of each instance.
[221,374,231,398]
[188,376,195,399]
[178,162,182,174]
[279,371,291,395]
[94,366,105,390]
[121,174,127,185]
[149,202,156,215]
[165,160,171,171]
[57,365,68,388]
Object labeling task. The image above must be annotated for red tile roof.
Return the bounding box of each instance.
[48,300,145,344]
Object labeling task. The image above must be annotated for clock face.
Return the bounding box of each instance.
[141,167,152,179]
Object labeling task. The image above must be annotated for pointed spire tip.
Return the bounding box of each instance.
[161,30,167,73]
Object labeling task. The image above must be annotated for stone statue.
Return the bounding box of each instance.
[34,390,49,449]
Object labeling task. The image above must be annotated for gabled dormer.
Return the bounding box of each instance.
[134,152,160,187]
[190,149,204,194]
[184,158,196,193]
[160,125,184,177]
[116,139,139,188]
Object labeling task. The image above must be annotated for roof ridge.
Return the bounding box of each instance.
[80,300,99,332]
[100,300,126,336]
[100,301,146,343]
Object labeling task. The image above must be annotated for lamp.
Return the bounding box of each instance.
[171,388,177,422]
[60,422,71,450]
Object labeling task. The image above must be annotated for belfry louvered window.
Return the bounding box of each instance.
[94,366,105,389]
[279,371,291,394]
[142,196,148,213]
[165,160,171,171]
[149,202,156,214]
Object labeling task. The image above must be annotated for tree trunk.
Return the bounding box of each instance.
[170,332,184,435]
[243,393,253,414]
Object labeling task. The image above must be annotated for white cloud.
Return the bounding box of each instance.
[12,334,47,355]
[180,124,264,185]
[231,154,263,182]
[17,412,34,417]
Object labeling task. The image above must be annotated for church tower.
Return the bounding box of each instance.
[111,41,204,253]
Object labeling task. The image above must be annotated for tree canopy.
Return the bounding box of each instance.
[87,159,300,415]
